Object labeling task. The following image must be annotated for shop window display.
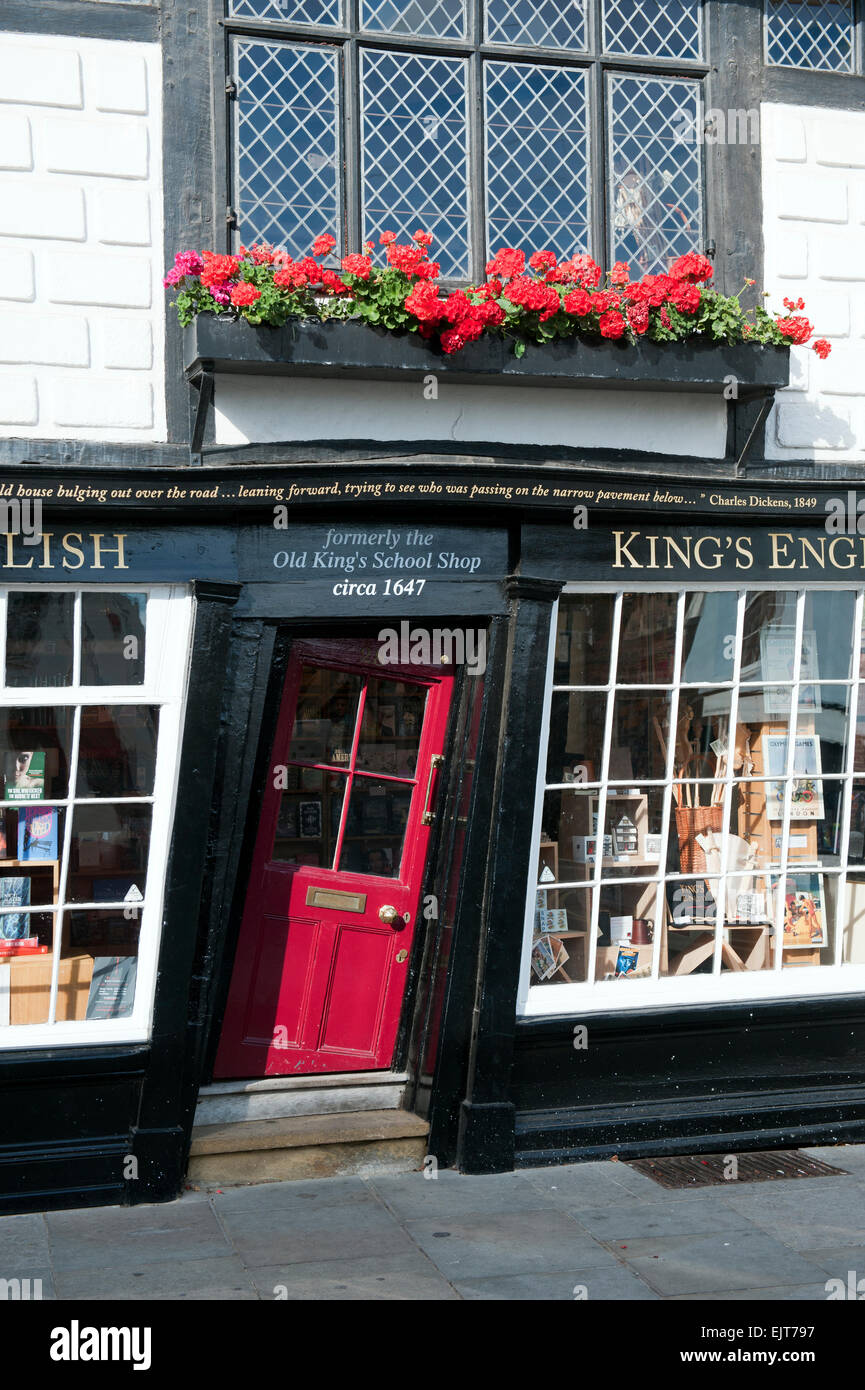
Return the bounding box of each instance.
[0,588,190,1041]
[525,587,865,1008]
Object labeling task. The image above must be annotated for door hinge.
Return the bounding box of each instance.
[226,206,238,229]
[226,76,237,99]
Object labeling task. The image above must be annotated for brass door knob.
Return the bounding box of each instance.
[379,904,408,930]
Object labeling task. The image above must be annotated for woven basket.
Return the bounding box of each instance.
[675,804,724,873]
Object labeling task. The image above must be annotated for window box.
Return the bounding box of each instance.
[184,316,790,396]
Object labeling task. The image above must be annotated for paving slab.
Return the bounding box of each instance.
[619,1228,830,1298]
[215,1196,420,1267]
[520,1162,660,1209]
[721,1176,865,1250]
[670,1283,833,1301]
[570,1194,754,1244]
[405,1209,619,1280]
[44,1201,233,1272]
[369,1168,555,1220]
[251,1262,459,1300]
[0,1212,51,1271]
[54,1255,258,1301]
[453,1266,659,1300]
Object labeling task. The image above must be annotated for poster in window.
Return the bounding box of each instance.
[5,751,46,802]
[762,734,824,820]
[760,628,821,713]
[783,873,826,948]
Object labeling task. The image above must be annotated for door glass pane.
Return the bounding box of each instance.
[339,777,412,876]
[356,679,425,777]
[81,593,146,685]
[0,708,73,801]
[235,38,341,257]
[485,61,590,264]
[68,804,151,904]
[271,770,347,868]
[288,667,362,766]
[360,48,470,279]
[6,593,74,687]
[77,707,159,798]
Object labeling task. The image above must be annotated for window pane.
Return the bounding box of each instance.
[361,49,470,279]
[597,883,658,980]
[81,593,146,685]
[68,804,151,905]
[485,0,586,51]
[609,690,671,781]
[546,692,607,784]
[361,0,466,40]
[6,593,74,688]
[235,39,341,257]
[77,707,159,798]
[554,595,614,687]
[608,74,703,276]
[618,592,677,683]
[485,62,589,263]
[230,0,342,21]
[741,590,798,683]
[532,885,590,984]
[1,915,62,1026]
[766,0,854,72]
[805,591,855,683]
[681,591,737,684]
[339,777,411,876]
[0,708,72,801]
[604,0,703,60]
[64,911,141,1020]
[780,871,837,968]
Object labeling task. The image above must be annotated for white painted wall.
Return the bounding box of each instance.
[213,374,729,458]
[0,31,165,442]
[762,102,865,463]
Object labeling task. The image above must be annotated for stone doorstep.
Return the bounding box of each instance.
[187,1110,429,1186]
[194,1072,410,1125]
[190,1108,429,1157]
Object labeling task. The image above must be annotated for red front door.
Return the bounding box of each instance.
[215,638,453,1078]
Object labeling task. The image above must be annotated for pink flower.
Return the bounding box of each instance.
[413,230,433,246]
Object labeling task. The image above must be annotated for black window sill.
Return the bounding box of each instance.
[184,317,790,398]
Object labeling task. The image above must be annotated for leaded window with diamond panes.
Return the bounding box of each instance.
[227,0,711,281]
[765,0,855,72]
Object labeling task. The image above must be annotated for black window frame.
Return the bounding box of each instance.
[218,0,729,284]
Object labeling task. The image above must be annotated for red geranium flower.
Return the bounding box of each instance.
[610,261,631,286]
[379,230,397,245]
[529,250,557,273]
[669,280,702,314]
[311,233,336,257]
[230,282,261,307]
[321,268,350,295]
[200,252,241,288]
[341,253,373,280]
[627,303,649,335]
[563,288,593,316]
[784,296,806,311]
[669,252,714,283]
[273,262,308,290]
[775,314,813,345]
[813,338,832,359]
[413,230,434,247]
[485,248,525,280]
[599,310,626,339]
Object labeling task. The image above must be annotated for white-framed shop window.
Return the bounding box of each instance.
[519,583,865,1016]
[0,585,194,1048]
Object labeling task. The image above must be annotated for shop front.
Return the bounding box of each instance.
[4,465,865,1210]
[442,504,865,1175]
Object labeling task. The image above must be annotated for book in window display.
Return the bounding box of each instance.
[783,874,826,948]
[5,750,45,802]
[298,801,322,839]
[18,806,58,861]
[0,876,30,939]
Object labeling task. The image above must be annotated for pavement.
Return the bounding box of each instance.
[4,1144,865,1301]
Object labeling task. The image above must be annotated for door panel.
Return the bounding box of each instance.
[215,638,454,1078]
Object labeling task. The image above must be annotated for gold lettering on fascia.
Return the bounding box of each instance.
[612,531,865,572]
[1,532,129,570]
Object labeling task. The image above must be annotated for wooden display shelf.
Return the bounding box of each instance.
[0,951,93,1025]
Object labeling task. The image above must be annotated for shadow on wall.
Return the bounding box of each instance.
[769,398,859,456]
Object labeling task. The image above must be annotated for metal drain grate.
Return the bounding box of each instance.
[627,1149,847,1189]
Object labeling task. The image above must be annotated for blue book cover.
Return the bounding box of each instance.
[18,806,58,861]
[0,876,31,939]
